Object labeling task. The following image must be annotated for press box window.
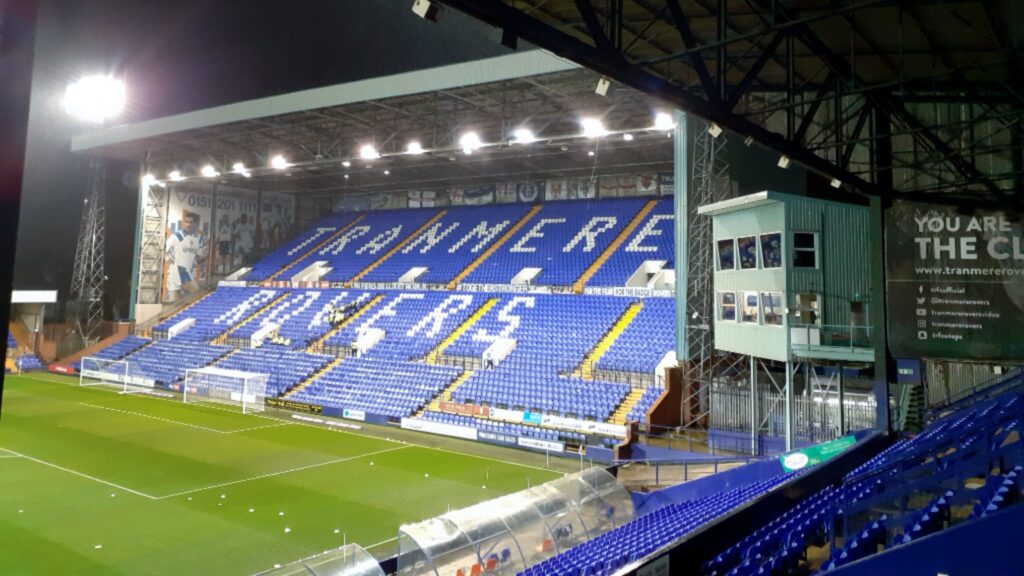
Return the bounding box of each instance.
[738,236,758,269]
[718,292,737,321]
[794,293,820,325]
[717,239,736,270]
[741,292,759,323]
[761,292,784,326]
[793,232,818,268]
[760,233,782,268]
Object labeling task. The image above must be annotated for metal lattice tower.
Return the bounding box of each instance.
[682,122,733,428]
[70,158,106,344]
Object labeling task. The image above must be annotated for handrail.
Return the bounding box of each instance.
[929,367,1024,422]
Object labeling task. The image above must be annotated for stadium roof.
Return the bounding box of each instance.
[433,0,1024,206]
[72,51,675,195]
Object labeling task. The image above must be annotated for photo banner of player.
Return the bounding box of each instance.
[259,191,296,252]
[165,185,213,303]
[212,187,259,275]
[886,200,1024,360]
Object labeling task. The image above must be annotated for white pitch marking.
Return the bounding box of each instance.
[77,402,294,435]
[155,445,410,500]
[0,447,158,500]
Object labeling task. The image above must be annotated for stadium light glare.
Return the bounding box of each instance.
[141,173,157,187]
[231,162,251,178]
[512,128,536,145]
[406,141,425,155]
[384,170,391,175]
[270,155,291,170]
[168,170,184,182]
[459,131,482,154]
[622,133,634,141]
[200,165,220,178]
[653,112,676,131]
[580,117,608,139]
[342,160,352,168]
[63,75,125,123]
[708,123,724,138]
[777,155,791,169]
[359,145,380,160]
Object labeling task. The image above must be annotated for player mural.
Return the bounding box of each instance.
[164,208,209,303]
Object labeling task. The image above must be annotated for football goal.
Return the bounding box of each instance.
[79,356,148,394]
[183,366,269,414]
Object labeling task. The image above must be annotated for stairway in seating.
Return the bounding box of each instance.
[269,214,365,281]
[424,298,499,365]
[347,210,449,284]
[608,388,647,425]
[283,357,343,399]
[4,358,18,374]
[447,204,543,289]
[306,294,385,354]
[572,198,659,293]
[214,293,291,345]
[575,301,643,380]
[145,290,215,338]
[417,369,475,416]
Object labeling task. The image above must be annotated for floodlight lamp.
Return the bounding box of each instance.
[359,145,380,160]
[587,151,595,157]
[406,141,425,155]
[580,117,608,139]
[63,75,125,123]
[595,77,611,96]
[622,133,634,142]
[777,155,791,169]
[830,178,843,189]
[168,170,184,182]
[384,170,391,175]
[512,128,536,145]
[232,162,251,177]
[708,123,724,138]
[270,155,290,170]
[342,160,352,168]
[200,165,220,178]
[460,132,483,154]
[141,173,157,187]
[653,112,676,131]
[744,136,755,146]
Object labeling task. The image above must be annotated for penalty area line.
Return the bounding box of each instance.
[0,447,158,500]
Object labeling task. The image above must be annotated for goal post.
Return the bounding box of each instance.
[183,367,269,414]
[79,356,144,394]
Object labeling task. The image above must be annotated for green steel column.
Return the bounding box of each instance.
[673,110,689,361]
[128,164,146,321]
[870,195,891,432]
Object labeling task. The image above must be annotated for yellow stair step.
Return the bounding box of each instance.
[572,198,660,293]
[425,298,499,365]
[270,214,366,281]
[215,292,291,344]
[608,388,647,424]
[284,357,343,399]
[416,369,475,417]
[307,294,385,354]
[577,301,644,380]
[447,204,543,289]
[348,210,449,285]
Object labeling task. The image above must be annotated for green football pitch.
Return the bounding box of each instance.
[0,374,566,575]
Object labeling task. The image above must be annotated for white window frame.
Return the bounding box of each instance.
[792,231,819,269]
[740,291,760,324]
[718,292,737,322]
[737,235,759,270]
[758,231,783,269]
[760,292,784,326]
[716,238,737,271]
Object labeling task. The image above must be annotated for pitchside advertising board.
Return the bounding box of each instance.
[886,200,1024,360]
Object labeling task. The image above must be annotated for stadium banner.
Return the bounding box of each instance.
[657,172,674,196]
[541,415,628,438]
[523,411,544,425]
[401,417,478,441]
[49,364,75,375]
[490,407,526,423]
[545,179,569,201]
[583,287,674,298]
[439,401,490,418]
[779,434,856,472]
[266,397,323,415]
[636,174,659,196]
[516,181,543,203]
[598,175,635,198]
[164,185,214,303]
[342,408,366,421]
[518,437,564,453]
[568,177,596,199]
[258,191,296,252]
[451,184,495,206]
[407,190,437,209]
[886,200,1024,360]
[212,187,260,275]
[478,430,518,446]
[495,182,517,204]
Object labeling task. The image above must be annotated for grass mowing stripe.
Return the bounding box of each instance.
[0,447,158,500]
[77,402,295,435]
[155,445,411,500]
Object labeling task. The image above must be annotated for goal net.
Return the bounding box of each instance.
[79,356,147,394]
[183,366,269,414]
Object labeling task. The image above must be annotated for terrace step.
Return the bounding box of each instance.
[608,387,647,425]
[283,357,343,399]
[424,297,499,365]
[307,294,385,355]
[572,197,658,293]
[447,204,543,289]
[576,301,644,380]
[216,292,292,345]
[269,214,366,281]
[418,369,475,417]
[348,210,449,284]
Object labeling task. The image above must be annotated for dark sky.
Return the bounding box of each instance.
[17,0,510,319]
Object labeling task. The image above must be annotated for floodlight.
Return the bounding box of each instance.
[777,155,791,169]
[200,165,219,178]
[63,75,125,123]
[744,136,755,146]
[168,170,184,182]
[708,123,724,138]
[653,112,676,131]
[231,162,252,177]
[141,174,157,187]
[595,77,611,96]
[460,131,483,154]
[512,128,536,145]
[384,170,391,175]
[342,160,352,168]
[580,117,608,138]
[622,133,634,142]
[359,145,380,160]
[270,155,290,170]
[587,151,595,157]
[344,174,350,179]
[411,0,440,21]
[830,178,843,189]
[406,141,424,155]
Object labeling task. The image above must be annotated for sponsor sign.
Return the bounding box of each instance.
[886,200,1024,359]
[439,401,490,418]
[583,287,674,298]
[479,431,518,445]
[518,437,564,453]
[779,434,856,472]
[490,408,526,423]
[266,397,323,414]
[523,412,544,425]
[401,418,478,441]
[49,364,75,375]
[541,415,628,438]
[342,408,366,421]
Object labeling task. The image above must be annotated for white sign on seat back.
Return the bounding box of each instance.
[510,267,542,285]
[290,260,329,283]
[482,338,516,367]
[354,327,385,355]
[399,267,429,283]
[625,260,667,288]
[250,322,279,347]
[167,317,195,339]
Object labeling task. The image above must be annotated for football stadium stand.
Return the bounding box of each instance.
[243,212,360,281]
[587,197,674,286]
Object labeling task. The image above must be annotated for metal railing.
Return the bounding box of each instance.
[789,323,873,352]
[615,455,759,488]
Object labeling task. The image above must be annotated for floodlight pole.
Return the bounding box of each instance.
[70,157,107,345]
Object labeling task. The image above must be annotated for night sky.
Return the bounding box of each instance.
[16,0,510,319]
